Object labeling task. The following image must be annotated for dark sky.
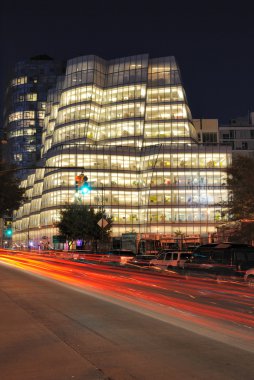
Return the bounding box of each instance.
[1,2,254,123]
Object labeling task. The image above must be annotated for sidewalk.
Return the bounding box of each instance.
[0,265,105,380]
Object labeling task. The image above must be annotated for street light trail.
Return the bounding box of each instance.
[0,252,254,352]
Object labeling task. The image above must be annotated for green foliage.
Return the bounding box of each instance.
[55,204,112,247]
[228,222,254,244]
[226,155,254,220]
[0,147,26,217]
[220,155,254,243]
[174,229,184,237]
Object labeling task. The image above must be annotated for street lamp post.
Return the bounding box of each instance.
[27,225,31,250]
[144,144,163,253]
[0,218,4,248]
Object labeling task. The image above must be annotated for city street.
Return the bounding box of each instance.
[2,4,254,380]
[0,252,254,380]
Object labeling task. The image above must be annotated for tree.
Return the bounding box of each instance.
[226,155,254,220]
[221,155,254,243]
[0,144,26,217]
[174,229,185,250]
[228,221,254,244]
[55,203,112,250]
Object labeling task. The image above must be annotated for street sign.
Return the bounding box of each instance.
[97,218,108,229]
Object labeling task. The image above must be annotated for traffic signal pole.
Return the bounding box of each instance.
[0,218,4,248]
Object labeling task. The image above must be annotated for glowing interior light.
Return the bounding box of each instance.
[141,88,146,97]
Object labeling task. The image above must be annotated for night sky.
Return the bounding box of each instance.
[1,2,254,123]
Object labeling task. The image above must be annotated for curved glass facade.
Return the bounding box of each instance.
[12,54,231,247]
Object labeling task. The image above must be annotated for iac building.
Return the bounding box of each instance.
[11,54,230,248]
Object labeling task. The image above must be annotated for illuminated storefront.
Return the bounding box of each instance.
[12,54,230,247]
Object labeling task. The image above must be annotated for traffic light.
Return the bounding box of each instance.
[4,227,13,238]
[4,219,13,238]
[5,228,13,237]
[80,181,91,195]
[80,175,91,194]
[75,175,81,191]
[75,174,85,191]
[75,173,90,194]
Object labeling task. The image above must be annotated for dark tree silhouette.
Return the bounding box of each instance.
[221,155,254,243]
[226,155,254,220]
[55,203,112,250]
[0,144,26,217]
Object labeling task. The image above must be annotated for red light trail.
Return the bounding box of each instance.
[0,251,254,352]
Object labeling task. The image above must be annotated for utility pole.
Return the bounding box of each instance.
[0,218,4,248]
[97,184,109,251]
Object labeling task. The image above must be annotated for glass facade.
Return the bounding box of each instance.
[12,54,231,247]
[4,55,64,174]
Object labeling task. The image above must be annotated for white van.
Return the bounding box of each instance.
[149,251,192,269]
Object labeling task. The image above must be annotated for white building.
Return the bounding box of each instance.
[12,54,231,248]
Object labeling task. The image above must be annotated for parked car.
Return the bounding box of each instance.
[244,268,254,287]
[150,251,192,269]
[183,242,254,277]
[128,255,156,267]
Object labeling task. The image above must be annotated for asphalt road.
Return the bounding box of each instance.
[0,254,254,380]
